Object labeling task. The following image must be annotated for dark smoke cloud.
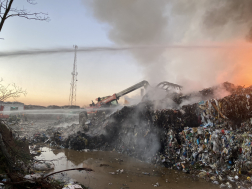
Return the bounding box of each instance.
[170,0,252,41]
[203,0,252,37]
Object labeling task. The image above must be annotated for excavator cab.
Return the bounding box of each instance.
[100,99,118,107]
[110,99,118,106]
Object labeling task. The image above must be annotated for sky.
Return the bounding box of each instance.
[1,0,252,106]
[0,0,143,106]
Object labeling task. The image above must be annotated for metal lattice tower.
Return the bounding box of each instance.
[69,45,78,106]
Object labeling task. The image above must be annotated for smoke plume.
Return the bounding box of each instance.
[83,0,252,88]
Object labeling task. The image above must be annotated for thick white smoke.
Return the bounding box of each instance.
[83,0,252,90]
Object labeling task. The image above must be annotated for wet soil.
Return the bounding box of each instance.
[37,146,219,189]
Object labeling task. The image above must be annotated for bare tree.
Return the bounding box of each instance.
[0,79,27,102]
[0,0,49,32]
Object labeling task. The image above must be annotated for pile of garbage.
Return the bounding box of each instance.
[31,133,49,143]
[48,84,252,187]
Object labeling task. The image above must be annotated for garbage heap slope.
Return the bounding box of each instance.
[55,85,252,167]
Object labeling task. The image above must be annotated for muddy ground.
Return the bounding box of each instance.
[37,146,219,189]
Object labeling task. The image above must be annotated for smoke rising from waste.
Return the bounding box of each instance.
[83,0,252,87]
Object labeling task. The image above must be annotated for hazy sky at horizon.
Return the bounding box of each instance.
[0,0,144,106]
[1,0,252,106]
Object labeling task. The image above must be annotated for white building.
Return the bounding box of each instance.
[0,102,24,114]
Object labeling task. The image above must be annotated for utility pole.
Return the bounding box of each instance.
[69,45,78,106]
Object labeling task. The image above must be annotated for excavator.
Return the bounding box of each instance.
[79,80,182,129]
[87,80,149,113]
[79,80,149,126]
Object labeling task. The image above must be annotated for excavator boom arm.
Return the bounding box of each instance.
[115,80,149,99]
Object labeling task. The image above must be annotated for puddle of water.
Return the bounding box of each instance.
[37,146,219,189]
